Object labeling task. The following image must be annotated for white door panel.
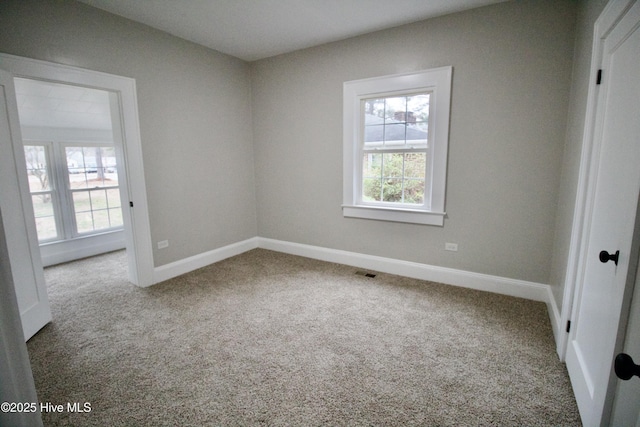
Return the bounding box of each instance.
[611,257,640,426]
[566,1,640,425]
[0,69,52,340]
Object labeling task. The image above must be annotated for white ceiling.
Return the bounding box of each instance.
[15,78,113,130]
[76,0,509,61]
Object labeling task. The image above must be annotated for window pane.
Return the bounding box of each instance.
[362,93,430,148]
[407,94,430,124]
[31,193,54,217]
[364,124,384,146]
[382,153,403,179]
[360,93,431,205]
[67,145,119,189]
[75,211,94,234]
[363,178,382,202]
[92,209,110,230]
[364,99,385,124]
[362,153,382,178]
[31,194,57,241]
[404,153,426,179]
[106,188,121,208]
[90,189,108,210]
[362,153,382,202]
[109,208,123,228]
[89,208,122,231]
[35,217,58,241]
[97,146,118,186]
[381,153,404,203]
[404,179,425,204]
[72,191,91,213]
[362,153,426,206]
[383,123,406,145]
[382,179,403,202]
[24,145,51,192]
[73,188,123,233]
[66,146,89,188]
[383,97,406,122]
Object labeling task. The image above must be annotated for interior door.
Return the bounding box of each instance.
[610,257,640,426]
[0,69,52,340]
[565,2,640,425]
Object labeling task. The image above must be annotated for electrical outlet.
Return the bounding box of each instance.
[445,242,458,252]
[157,240,169,249]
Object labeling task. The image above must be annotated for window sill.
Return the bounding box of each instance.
[342,205,445,226]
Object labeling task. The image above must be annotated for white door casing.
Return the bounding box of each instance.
[565,1,640,425]
[0,69,52,340]
[0,53,154,288]
[0,53,154,340]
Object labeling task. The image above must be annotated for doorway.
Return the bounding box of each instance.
[15,78,127,267]
[0,53,154,340]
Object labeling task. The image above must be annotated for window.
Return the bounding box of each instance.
[24,142,123,243]
[343,67,452,226]
[24,144,58,241]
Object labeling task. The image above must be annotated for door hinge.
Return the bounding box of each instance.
[566,320,571,333]
[129,201,134,207]
[596,69,602,85]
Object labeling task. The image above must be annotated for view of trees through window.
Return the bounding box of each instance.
[24,145,57,241]
[361,93,430,205]
[24,143,123,243]
[363,152,427,204]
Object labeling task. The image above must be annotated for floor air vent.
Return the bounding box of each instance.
[355,271,377,278]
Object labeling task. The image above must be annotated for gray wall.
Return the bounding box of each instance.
[0,0,257,267]
[549,0,609,310]
[252,0,577,284]
[1,0,591,291]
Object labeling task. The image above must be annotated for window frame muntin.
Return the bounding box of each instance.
[23,139,125,243]
[62,142,124,237]
[357,88,434,210]
[343,66,452,226]
[24,142,63,243]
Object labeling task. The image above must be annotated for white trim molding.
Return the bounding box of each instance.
[342,205,446,226]
[152,237,259,285]
[546,286,563,356]
[40,231,125,267]
[151,236,559,341]
[258,238,550,302]
[261,237,560,342]
[0,52,154,287]
[343,67,452,226]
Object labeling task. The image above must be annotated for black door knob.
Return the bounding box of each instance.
[614,353,640,380]
[599,250,619,266]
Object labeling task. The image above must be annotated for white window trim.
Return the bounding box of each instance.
[343,67,452,226]
[25,140,125,243]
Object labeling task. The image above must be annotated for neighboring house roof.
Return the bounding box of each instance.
[364,114,427,143]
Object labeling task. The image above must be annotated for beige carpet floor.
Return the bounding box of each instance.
[27,249,581,426]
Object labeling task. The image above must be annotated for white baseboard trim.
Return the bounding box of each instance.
[152,237,259,284]
[41,231,125,267]
[546,287,564,358]
[258,237,551,303]
[150,236,559,338]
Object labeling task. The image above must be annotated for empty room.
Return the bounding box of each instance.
[2,0,639,425]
